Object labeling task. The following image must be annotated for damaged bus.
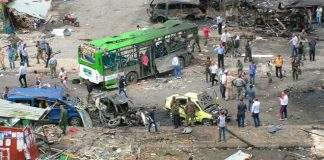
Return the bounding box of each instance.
[78,20,198,88]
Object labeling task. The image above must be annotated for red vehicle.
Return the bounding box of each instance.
[63,14,80,27]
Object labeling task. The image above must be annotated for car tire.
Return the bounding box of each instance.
[72,78,81,84]
[156,16,166,23]
[202,118,212,126]
[69,117,82,126]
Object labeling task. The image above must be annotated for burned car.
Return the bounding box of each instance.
[86,92,145,128]
[148,0,205,22]
[164,91,231,125]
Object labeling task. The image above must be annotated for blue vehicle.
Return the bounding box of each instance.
[7,88,83,126]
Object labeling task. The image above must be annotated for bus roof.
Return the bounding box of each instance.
[87,20,197,51]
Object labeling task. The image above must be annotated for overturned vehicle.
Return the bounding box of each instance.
[86,93,146,128]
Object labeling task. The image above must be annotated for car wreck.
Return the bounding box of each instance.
[85,92,146,128]
[164,91,231,125]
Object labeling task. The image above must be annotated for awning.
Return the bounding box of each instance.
[0,99,47,120]
[7,0,52,19]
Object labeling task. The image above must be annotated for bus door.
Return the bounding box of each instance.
[138,45,154,78]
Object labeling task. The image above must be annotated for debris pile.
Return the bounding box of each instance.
[34,125,63,144]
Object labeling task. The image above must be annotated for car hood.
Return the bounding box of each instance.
[197,91,215,110]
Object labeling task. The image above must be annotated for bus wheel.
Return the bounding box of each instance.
[126,72,138,85]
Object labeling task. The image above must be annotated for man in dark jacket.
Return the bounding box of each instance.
[59,105,68,135]
[237,99,247,127]
[148,107,159,133]
[119,76,128,98]
[171,97,181,128]
[309,37,317,61]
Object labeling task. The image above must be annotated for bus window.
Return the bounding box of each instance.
[103,51,117,71]
[118,46,137,68]
[79,44,97,64]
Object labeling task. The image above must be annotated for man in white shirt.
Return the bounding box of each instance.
[172,55,181,79]
[219,68,227,99]
[218,111,226,142]
[251,98,260,127]
[216,16,223,35]
[316,6,322,28]
[288,34,298,57]
[279,91,289,121]
[209,61,218,86]
[18,62,27,88]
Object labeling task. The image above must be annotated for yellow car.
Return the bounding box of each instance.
[164,91,231,125]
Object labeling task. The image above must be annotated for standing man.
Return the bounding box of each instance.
[246,85,256,112]
[148,107,159,133]
[267,61,274,83]
[192,33,201,53]
[225,71,235,101]
[45,43,52,68]
[202,26,210,48]
[185,98,196,127]
[118,75,128,98]
[251,98,261,128]
[288,34,298,57]
[236,59,243,76]
[233,35,240,58]
[140,53,149,76]
[209,60,218,86]
[18,41,24,62]
[216,15,223,35]
[316,6,322,28]
[21,44,30,67]
[232,75,246,100]
[48,55,57,79]
[218,111,226,142]
[249,61,257,85]
[35,41,44,64]
[279,91,288,121]
[172,55,181,79]
[291,57,299,81]
[221,30,229,50]
[7,44,16,70]
[85,79,94,103]
[219,68,227,99]
[274,55,283,79]
[297,41,304,61]
[59,67,67,82]
[0,47,5,71]
[309,37,317,61]
[237,99,247,128]
[18,62,27,88]
[205,57,212,82]
[62,77,70,96]
[215,43,225,68]
[59,105,68,134]
[171,97,180,129]
[244,39,253,62]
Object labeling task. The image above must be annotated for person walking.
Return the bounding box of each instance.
[0,47,5,71]
[7,44,16,70]
[185,98,196,126]
[251,98,261,128]
[18,62,27,88]
[232,35,240,58]
[140,53,149,76]
[309,37,317,61]
[218,111,226,142]
[288,34,298,57]
[219,68,227,99]
[225,71,235,101]
[59,67,67,82]
[35,41,44,64]
[215,43,225,68]
[118,75,128,98]
[18,41,24,63]
[192,33,201,53]
[274,55,283,79]
[291,57,299,81]
[209,61,218,86]
[316,6,322,28]
[202,25,210,48]
[244,39,253,62]
[148,107,159,133]
[246,85,256,112]
[59,105,68,134]
[249,61,257,85]
[221,30,229,47]
[279,91,288,121]
[48,55,57,78]
[171,97,181,129]
[45,43,52,68]
[297,41,304,61]
[237,99,247,128]
[237,59,243,76]
[21,44,30,67]
[172,55,181,79]
[232,75,246,100]
[216,15,223,35]
[205,57,211,82]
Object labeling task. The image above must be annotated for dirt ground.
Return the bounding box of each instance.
[1,0,324,159]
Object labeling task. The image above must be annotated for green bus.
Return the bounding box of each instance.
[78,20,198,88]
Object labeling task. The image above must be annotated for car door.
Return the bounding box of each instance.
[167,3,181,19]
[47,100,62,123]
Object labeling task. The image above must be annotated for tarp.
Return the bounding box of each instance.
[0,99,46,120]
[286,0,324,8]
[7,0,52,19]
